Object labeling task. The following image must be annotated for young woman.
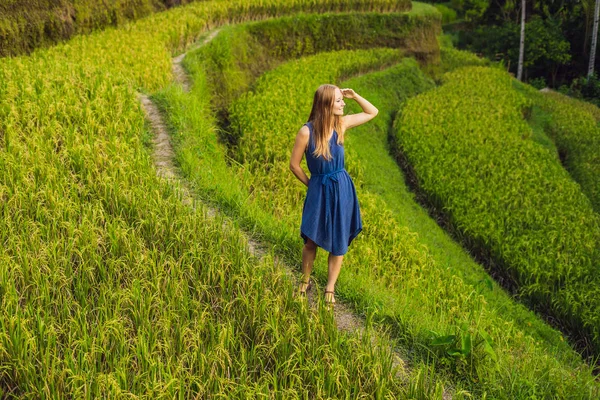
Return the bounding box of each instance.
[289,84,378,306]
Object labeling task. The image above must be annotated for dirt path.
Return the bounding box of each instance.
[172,29,221,91]
[136,28,453,394]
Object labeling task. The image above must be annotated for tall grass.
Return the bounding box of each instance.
[0,0,440,397]
[159,39,600,396]
[519,85,600,214]
[394,65,600,356]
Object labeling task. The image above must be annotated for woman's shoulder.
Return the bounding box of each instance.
[296,124,310,141]
[300,121,312,136]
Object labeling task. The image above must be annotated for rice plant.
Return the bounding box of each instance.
[395,65,600,357]
[160,37,600,395]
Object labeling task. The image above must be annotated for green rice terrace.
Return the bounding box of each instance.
[2,0,600,398]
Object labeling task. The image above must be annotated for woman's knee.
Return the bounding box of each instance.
[304,239,318,251]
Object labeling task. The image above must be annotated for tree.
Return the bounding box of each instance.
[451,0,490,23]
[589,0,600,78]
[517,0,526,81]
[456,0,583,85]
[464,15,570,85]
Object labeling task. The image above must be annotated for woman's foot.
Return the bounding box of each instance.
[324,291,335,309]
[298,277,311,296]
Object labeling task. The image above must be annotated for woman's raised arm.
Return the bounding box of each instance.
[340,88,378,130]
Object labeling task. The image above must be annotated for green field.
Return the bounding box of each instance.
[395,66,600,355]
[2,1,600,398]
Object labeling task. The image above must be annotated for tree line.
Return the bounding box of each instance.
[435,0,600,104]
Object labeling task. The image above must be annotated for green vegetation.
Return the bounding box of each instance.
[522,104,561,161]
[1,0,412,58]
[433,3,457,24]
[448,1,589,91]
[0,174,410,398]
[0,0,166,57]
[0,0,411,57]
[425,45,490,80]
[394,65,600,356]
[3,0,600,396]
[0,1,441,398]
[196,9,441,110]
[343,60,569,353]
[540,88,600,123]
[520,87,600,213]
[159,29,600,394]
[229,54,600,397]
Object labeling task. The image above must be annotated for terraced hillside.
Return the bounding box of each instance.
[394,66,600,357]
[1,0,600,398]
[158,17,599,397]
[0,0,411,57]
[524,86,600,214]
[0,1,444,398]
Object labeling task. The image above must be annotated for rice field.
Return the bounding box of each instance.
[157,18,600,394]
[2,0,600,398]
[522,86,600,213]
[395,66,600,355]
[0,1,440,398]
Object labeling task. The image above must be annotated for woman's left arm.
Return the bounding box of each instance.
[341,88,378,130]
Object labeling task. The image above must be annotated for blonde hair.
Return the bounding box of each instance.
[308,84,344,160]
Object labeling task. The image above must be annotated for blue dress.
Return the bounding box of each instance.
[300,121,363,256]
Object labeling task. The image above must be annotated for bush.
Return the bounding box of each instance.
[566,74,600,107]
[527,76,547,90]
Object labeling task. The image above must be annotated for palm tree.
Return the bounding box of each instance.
[517,0,526,81]
[589,0,600,78]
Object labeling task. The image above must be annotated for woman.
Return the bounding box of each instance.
[289,84,378,306]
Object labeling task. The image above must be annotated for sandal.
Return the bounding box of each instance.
[324,291,336,309]
[298,277,312,296]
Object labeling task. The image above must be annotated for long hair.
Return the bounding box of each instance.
[308,84,344,160]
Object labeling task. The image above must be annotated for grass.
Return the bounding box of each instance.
[344,66,569,351]
[394,65,600,358]
[159,41,600,396]
[524,105,561,160]
[519,85,600,214]
[2,0,600,396]
[194,7,441,111]
[0,1,445,397]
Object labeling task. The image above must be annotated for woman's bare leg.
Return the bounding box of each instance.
[300,239,317,291]
[325,254,344,302]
